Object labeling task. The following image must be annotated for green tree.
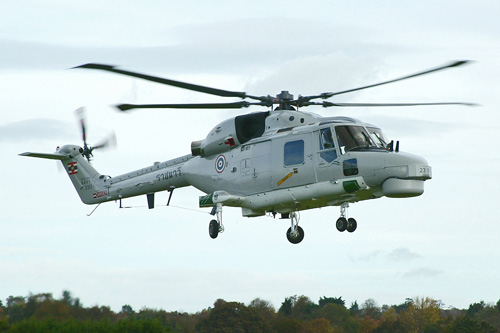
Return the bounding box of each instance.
[446,315,496,332]
[301,318,331,333]
[474,305,500,331]
[394,298,413,313]
[319,296,345,307]
[86,305,115,322]
[467,301,485,317]
[274,316,301,333]
[61,290,81,308]
[33,300,71,321]
[196,299,272,332]
[314,303,359,332]
[121,304,134,315]
[291,296,317,320]
[135,308,169,327]
[248,298,275,323]
[373,307,409,333]
[399,297,444,332]
[361,298,381,319]
[349,301,360,316]
[6,296,26,323]
[279,296,295,317]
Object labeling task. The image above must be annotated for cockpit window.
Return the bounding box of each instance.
[367,127,388,148]
[320,127,334,149]
[335,126,376,154]
[319,127,338,162]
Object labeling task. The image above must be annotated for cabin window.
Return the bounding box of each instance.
[284,140,304,166]
[343,158,359,176]
[319,127,338,163]
[336,125,376,154]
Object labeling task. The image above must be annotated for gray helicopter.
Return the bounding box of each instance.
[21,61,473,244]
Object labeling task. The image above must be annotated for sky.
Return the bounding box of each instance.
[1,0,500,313]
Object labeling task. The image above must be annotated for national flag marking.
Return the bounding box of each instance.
[67,162,78,175]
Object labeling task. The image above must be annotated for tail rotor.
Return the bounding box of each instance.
[75,107,116,162]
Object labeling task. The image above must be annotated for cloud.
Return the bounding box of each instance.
[0,118,74,142]
[350,250,381,262]
[387,248,421,262]
[402,267,442,278]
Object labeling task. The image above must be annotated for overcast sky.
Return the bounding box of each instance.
[1,0,499,313]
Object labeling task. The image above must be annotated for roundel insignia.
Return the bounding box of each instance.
[215,155,226,173]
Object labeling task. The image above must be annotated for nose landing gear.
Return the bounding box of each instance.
[336,202,357,233]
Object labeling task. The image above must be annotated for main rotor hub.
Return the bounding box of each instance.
[277,90,293,101]
[275,91,296,110]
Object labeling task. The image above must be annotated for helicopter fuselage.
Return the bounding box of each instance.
[47,110,431,219]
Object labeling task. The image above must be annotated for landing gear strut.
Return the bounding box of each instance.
[336,202,357,233]
[286,212,304,244]
[209,203,224,239]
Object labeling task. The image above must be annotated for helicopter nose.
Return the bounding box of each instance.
[379,152,432,198]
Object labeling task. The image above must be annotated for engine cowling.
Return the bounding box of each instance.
[191,111,269,156]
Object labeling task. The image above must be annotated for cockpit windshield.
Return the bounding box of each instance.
[367,127,389,148]
[335,125,377,154]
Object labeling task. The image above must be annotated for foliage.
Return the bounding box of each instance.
[319,296,345,307]
[0,291,499,332]
[399,297,443,332]
[445,315,497,332]
[196,299,272,332]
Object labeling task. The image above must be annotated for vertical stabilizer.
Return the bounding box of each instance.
[20,145,110,205]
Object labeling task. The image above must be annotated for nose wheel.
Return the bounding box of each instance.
[336,203,357,233]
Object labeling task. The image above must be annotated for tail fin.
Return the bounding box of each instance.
[20,144,110,204]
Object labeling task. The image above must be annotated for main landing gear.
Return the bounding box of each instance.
[286,212,304,244]
[208,203,224,239]
[336,202,357,233]
[207,204,355,242]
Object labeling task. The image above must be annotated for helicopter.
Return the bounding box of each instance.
[20,60,473,244]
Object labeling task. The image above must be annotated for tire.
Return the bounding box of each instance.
[347,218,357,233]
[209,219,219,239]
[286,226,305,244]
[336,217,347,232]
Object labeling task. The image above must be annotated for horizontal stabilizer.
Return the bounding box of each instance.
[19,152,69,160]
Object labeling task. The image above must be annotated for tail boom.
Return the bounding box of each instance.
[20,144,193,206]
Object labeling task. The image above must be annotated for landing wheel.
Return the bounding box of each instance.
[347,218,357,233]
[286,226,305,244]
[209,219,219,239]
[336,217,347,232]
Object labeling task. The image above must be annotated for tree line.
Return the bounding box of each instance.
[0,291,499,332]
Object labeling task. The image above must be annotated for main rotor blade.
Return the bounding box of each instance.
[316,101,477,108]
[305,60,470,102]
[75,63,261,100]
[116,101,267,112]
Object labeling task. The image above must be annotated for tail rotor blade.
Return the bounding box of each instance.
[93,132,117,150]
[75,107,88,147]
